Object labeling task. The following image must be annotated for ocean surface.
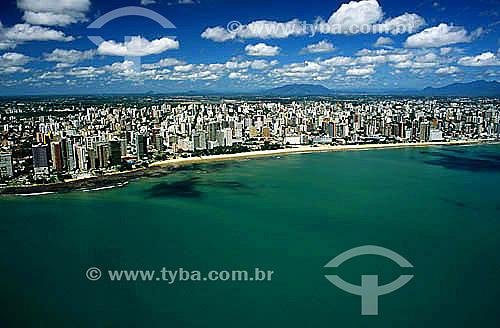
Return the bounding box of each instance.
[1,144,500,327]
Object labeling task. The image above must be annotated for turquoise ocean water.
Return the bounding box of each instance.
[1,144,500,327]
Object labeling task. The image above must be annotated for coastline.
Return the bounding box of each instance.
[1,140,497,196]
[150,140,493,168]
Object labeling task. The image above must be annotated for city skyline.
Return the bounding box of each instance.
[1,0,500,95]
[1,95,499,188]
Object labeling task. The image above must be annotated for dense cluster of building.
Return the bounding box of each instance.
[0,97,499,185]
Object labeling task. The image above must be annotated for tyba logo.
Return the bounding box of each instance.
[325,245,414,316]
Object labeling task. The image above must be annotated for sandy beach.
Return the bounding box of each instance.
[149,140,493,168]
[1,139,496,196]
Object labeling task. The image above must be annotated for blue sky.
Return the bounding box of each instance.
[0,0,500,95]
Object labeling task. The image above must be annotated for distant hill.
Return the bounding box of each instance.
[260,81,500,97]
[138,81,500,97]
[263,84,334,96]
[419,80,500,97]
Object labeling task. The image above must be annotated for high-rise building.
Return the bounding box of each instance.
[135,134,147,160]
[66,139,76,172]
[51,141,64,171]
[234,122,244,139]
[167,135,178,148]
[193,131,207,150]
[419,123,430,142]
[154,135,165,152]
[208,122,218,141]
[32,144,50,176]
[119,139,127,156]
[0,153,13,178]
[328,122,336,138]
[74,145,88,171]
[87,149,97,170]
[96,142,110,168]
[59,138,68,170]
[109,141,122,166]
[216,131,225,147]
[398,123,405,139]
[223,128,233,147]
[392,123,401,138]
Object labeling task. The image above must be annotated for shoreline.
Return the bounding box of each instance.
[1,140,498,196]
[150,140,494,168]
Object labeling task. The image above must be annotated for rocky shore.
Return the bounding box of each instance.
[0,166,174,196]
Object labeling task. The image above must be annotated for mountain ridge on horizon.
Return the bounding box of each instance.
[3,80,500,98]
[258,80,500,97]
[419,80,500,97]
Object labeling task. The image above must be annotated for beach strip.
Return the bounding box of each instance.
[149,140,494,168]
[2,140,496,196]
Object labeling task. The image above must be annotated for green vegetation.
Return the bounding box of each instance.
[261,141,283,151]
[153,153,169,161]
[56,173,72,181]
[192,144,250,157]
[117,161,133,172]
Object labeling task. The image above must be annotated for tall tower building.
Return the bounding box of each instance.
[32,144,50,176]
[51,141,63,171]
[96,142,111,169]
[109,141,122,166]
[208,122,218,141]
[66,139,76,172]
[193,131,207,150]
[135,134,147,160]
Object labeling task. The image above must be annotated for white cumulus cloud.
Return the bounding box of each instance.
[22,11,83,26]
[301,40,336,54]
[374,36,393,47]
[373,13,426,35]
[17,0,90,26]
[404,24,481,48]
[142,58,186,69]
[328,0,383,32]
[97,36,179,57]
[44,48,95,64]
[238,19,306,39]
[326,1,425,35]
[2,23,74,42]
[0,21,75,50]
[245,43,280,56]
[323,56,357,66]
[435,66,461,74]
[347,66,376,75]
[250,59,279,70]
[458,52,500,66]
[201,0,425,42]
[66,66,105,78]
[174,64,194,72]
[0,52,32,67]
[202,19,307,42]
[228,72,249,79]
[201,26,236,42]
